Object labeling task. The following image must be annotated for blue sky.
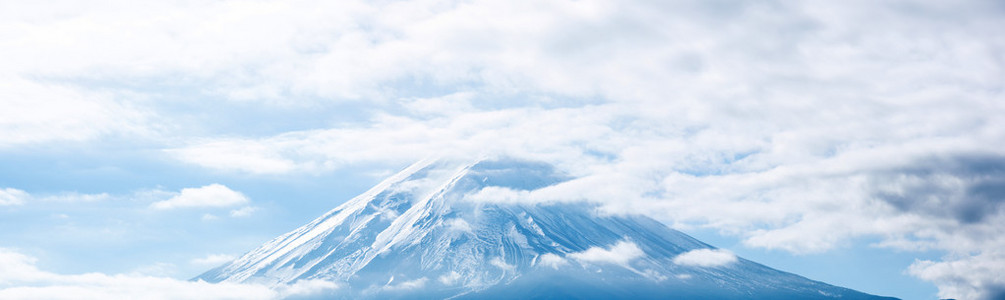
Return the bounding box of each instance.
[1,0,1004,299]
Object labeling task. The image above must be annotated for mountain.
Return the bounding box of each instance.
[196,158,897,299]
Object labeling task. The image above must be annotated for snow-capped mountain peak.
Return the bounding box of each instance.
[197,158,896,299]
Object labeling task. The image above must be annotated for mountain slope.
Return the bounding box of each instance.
[197,158,896,299]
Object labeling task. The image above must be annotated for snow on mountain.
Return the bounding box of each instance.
[196,158,897,299]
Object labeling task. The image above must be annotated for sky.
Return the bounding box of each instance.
[0,0,1003,299]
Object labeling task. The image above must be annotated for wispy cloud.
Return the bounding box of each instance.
[0,188,29,206]
[0,188,110,206]
[190,254,236,267]
[383,277,427,291]
[672,249,737,268]
[228,206,259,218]
[151,184,249,210]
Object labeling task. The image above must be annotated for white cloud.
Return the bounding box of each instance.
[0,188,112,206]
[146,0,1005,295]
[229,206,259,218]
[0,78,152,148]
[464,186,525,203]
[39,193,111,203]
[909,251,1005,300]
[906,219,1005,300]
[164,140,298,175]
[490,257,515,271]
[0,248,337,300]
[0,188,29,206]
[275,279,341,298]
[2,0,1003,298]
[537,253,567,270]
[672,249,738,268]
[0,248,49,284]
[403,93,476,117]
[190,254,236,267]
[437,271,462,286]
[444,218,472,232]
[167,107,622,175]
[383,277,427,291]
[128,262,178,277]
[151,184,248,210]
[568,240,645,267]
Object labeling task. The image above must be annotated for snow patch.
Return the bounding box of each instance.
[672,249,737,267]
[524,216,546,236]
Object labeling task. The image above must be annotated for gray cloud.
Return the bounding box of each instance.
[872,154,1005,224]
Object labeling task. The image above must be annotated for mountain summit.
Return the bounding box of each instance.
[197,158,895,299]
